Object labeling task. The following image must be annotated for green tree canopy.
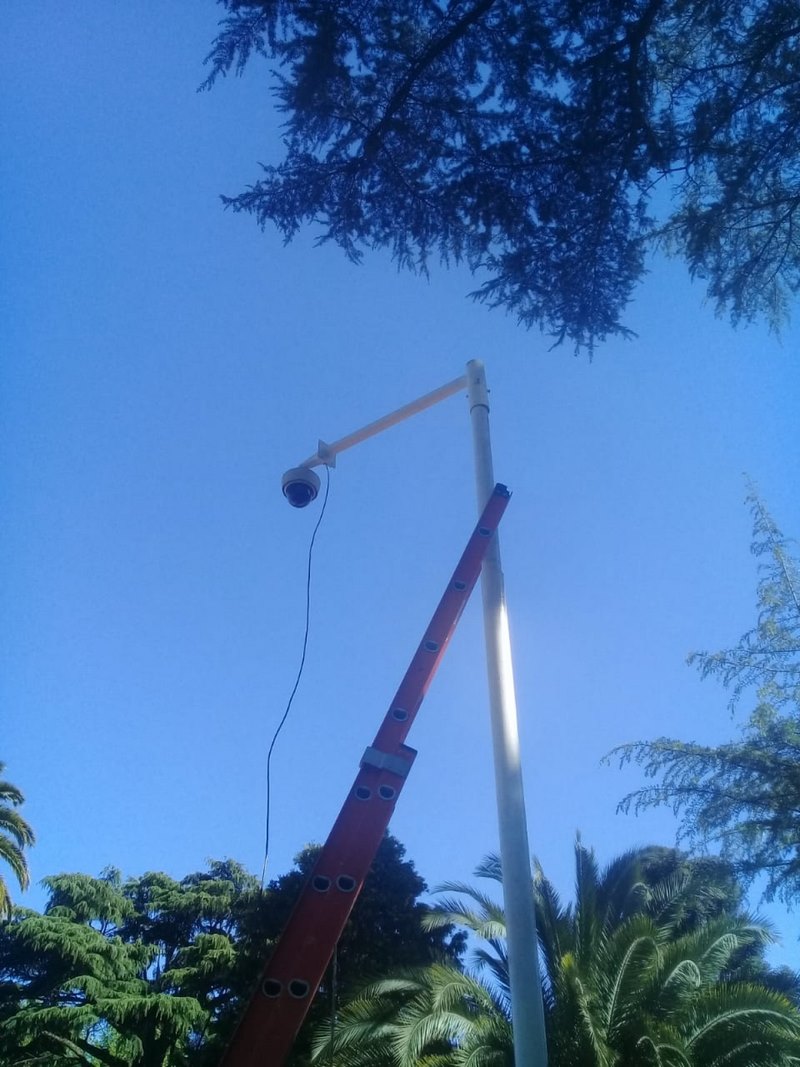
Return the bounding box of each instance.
[0,762,34,920]
[313,840,800,1067]
[0,835,462,1066]
[0,867,216,1067]
[203,0,800,352]
[612,490,800,906]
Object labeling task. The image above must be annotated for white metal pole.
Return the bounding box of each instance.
[466,359,547,1067]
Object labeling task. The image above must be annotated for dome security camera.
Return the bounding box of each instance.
[282,467,321,508]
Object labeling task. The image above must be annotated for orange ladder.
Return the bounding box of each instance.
[221,483,511,1066]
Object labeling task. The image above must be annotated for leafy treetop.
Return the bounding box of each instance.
[0,834,462,1067]
[202,0,800,352]
[612,488,800,906]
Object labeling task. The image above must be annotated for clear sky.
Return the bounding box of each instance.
[3,4,799,967]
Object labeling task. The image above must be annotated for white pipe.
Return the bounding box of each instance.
[466,359,548,1067]
[298,374,467,469]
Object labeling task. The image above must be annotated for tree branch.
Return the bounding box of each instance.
[41,1030,126,1067]
[363,0,498,156]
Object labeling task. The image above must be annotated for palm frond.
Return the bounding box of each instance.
[596,847,651,930]
[573,837,602,967]
[598,922,661,1038]
[533,864,568,991]
[472,855,503,886]
[684,983,800,1064]
[0,836,30,892]
[426,895,506,943]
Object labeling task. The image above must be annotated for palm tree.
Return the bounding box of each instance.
[0,762,35,918]
[311,964,511,1067]
[312,841,800,1067]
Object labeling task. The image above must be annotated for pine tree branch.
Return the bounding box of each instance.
[41,1030,126,1067]
[362,0,498,156]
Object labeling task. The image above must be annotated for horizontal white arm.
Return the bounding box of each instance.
[297,374,468,469]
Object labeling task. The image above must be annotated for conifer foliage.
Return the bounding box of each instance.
[613,490,800,905]
[203,1,800,351]
[0,835,461,1066]
[0,866,228,1066]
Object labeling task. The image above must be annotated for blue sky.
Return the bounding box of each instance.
[3,4,800,966]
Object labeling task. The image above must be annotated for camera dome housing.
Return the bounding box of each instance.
[282,467,321,508]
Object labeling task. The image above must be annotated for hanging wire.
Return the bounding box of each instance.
[261,464,331,890]
[329,942,338,1066]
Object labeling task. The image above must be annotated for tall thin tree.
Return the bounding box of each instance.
[612,489,800,904]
